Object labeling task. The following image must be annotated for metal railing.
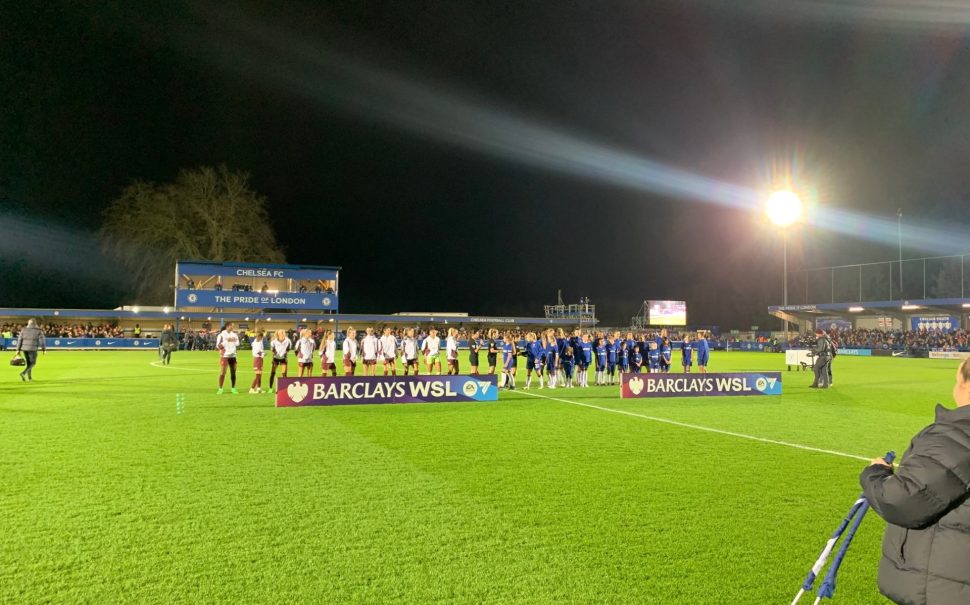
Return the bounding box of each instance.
[790,254,969,304]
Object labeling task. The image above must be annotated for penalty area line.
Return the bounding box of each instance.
[517,390,868,462]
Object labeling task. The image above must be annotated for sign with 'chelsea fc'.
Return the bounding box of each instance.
[621,372,783,398]
[275,375,499,407]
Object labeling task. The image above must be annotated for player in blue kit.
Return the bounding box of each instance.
[695,330,710,373]
[660,336,672,373]
[606,334,619,384]
[525,332,545,389]
[579,334,593,387]
[648,341,661,372]
[630,345,643,373]
[544,330,559,389]
[594,337,607,386]
[568,329,583,387]
[681,334,693,373]
[502,331,517,390]
[560,337,575,388]
[555,328,568,385]
[619,340,630,373]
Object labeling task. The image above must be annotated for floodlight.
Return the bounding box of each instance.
[848,306,864,312]
[901,305,921,310]
[766,190,803,227]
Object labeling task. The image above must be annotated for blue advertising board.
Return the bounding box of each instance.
[910,315,959,331]
[175,290,338,310]
[816,317,853,331]
[177,261,338,282]
[3,338,160,349]
[835,348,872,356]
[176,260,340,312]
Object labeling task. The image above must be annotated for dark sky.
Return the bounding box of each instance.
[4,1,970,326]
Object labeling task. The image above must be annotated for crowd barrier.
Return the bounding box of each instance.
[1,337,160,350]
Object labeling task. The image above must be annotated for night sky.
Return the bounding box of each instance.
[4,1,970,326]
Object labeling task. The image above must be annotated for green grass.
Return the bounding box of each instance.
[0,350,957,604]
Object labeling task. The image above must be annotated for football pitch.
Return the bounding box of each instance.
[1,351,957,604]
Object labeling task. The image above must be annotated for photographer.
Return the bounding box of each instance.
[860,358,970,605]
[809,328,831,389]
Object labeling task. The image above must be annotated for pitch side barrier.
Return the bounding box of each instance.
[1,337,159,350]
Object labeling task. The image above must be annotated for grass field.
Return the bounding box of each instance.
[0,350,958,604]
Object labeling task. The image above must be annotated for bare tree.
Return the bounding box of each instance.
[100,165,285,303]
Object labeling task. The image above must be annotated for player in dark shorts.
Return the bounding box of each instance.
[269,329,291,390]
[487,329,499,374]
[468,330,482,375]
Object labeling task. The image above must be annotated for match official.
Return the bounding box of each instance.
[16,319,46,382]
[859,358,970,605]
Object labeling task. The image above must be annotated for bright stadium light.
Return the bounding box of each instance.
[849,306,864,312]
[766,190,803,227]
[132,306,140,314]
[766,190,804,345]
[902,304,921,310]
[163,306,171,314]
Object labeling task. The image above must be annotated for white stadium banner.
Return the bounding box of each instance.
[928,351,970,360]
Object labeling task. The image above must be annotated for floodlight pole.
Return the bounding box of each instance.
[897,209,903,298]
[783,229,790,344]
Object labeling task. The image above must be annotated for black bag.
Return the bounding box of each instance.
[10,355,25,366]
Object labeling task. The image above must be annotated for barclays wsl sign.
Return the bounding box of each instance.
[275,375,499,407]
[621,372,782,398]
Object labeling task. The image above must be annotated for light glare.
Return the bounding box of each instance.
[766,191,803,227]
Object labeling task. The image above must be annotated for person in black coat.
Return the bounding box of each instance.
[860,357,970,605]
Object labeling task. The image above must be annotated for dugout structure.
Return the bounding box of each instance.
[175,260,340,313]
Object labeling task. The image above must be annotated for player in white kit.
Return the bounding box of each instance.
[361,327,379,376]
[320,330,337,376]
[446,327,460,375]
[423,328,442,375]
[295,328,316,377]
[216,322,240,395]
[342,327,359,376]
[249,329,265,394]
[379,327,398,376]
[401,328,419,375]
[268,329,291,392]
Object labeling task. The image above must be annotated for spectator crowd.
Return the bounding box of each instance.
[790,327,970,352]
[1,322,125,339]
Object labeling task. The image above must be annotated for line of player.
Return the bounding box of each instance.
[210,321,710,395]
[498,328,710,391]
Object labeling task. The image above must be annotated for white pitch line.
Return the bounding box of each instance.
[149,361,217,372]
[517,390,869,461]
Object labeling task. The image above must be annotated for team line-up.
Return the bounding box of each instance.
[203,322,712,395]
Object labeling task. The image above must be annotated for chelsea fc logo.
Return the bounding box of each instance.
[322,297,332,306]
[187,293,198,304]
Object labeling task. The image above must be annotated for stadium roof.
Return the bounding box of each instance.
[0,308,587,326]
[177,260,343,271]
[769,297,970,323]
